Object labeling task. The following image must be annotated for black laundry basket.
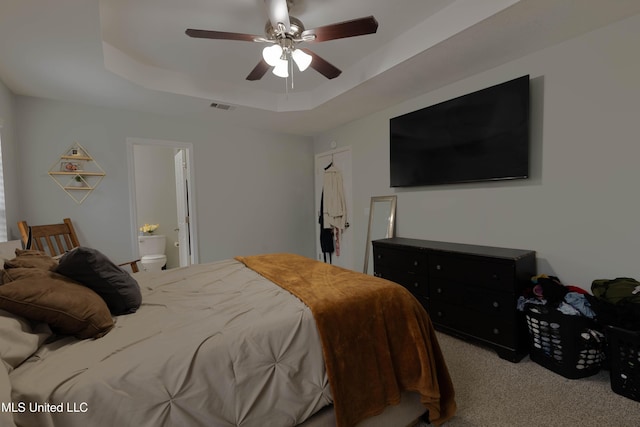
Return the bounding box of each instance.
[607,325,640,401]
[525,305,604,379]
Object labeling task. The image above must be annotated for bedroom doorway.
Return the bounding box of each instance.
[315,146,353,270]
[127,138,198,268]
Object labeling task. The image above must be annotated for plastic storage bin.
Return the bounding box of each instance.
[525,305,604,379]
[607,325,640,401]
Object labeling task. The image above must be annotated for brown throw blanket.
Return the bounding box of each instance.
[235,253,456,427]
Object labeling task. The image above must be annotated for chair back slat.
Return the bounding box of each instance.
[17,218,80,257]
[16,218,139,272]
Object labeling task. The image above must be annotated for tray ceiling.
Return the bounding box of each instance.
[1,0,639,135]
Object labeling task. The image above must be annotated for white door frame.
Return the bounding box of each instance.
[174,149,191,267]
[126,137,199,265]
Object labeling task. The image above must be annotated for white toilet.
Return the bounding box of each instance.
[138,234,167,272]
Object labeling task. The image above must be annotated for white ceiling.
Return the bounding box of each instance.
[1,0,639,136]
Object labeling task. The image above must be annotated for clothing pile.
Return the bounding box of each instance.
[517,274,596,319]
[592,278,640,402]
[519,274,605,378]
[589,277,640,330]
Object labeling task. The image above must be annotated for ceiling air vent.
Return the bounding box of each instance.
[210,102,235,111]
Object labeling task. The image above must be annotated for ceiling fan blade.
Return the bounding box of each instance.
[186,29,261,42]
[300,48,341,79]
[301,16,378,42]
[264,0,291,32]
[246,59,271,81]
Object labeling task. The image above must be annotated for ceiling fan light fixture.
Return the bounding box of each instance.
[272,59,289,78]
[187,6,379,83]
[292,49,312,72]
[262,44,283,66]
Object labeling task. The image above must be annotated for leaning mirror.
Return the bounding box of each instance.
[364,195,397,274]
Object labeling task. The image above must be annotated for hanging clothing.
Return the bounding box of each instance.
[322,165,347,230]
[319,191,334,263]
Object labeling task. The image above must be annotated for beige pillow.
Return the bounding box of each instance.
[0,268,114,339]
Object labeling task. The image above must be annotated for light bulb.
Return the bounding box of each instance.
[262,44,283,67]
[272,58,289,78]
[292,49,312,72]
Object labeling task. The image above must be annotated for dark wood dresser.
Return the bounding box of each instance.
[372,237,536,362]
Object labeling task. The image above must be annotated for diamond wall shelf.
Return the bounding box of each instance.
[48,143,105,204]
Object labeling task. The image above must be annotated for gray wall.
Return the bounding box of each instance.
[314,14,640,290]
[10,96,315,265]
[4,14,639,288]
[0,79,20,240]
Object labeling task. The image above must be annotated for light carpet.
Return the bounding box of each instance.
[434,331,640,426]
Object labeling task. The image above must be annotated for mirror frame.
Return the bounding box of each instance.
[363,195,397,274]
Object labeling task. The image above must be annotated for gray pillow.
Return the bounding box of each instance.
[56,247,141,315]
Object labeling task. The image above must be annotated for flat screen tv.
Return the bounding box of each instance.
[390,75,530,187]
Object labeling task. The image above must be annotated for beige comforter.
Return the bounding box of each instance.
[8,260,331,427]
[235,253,456,427]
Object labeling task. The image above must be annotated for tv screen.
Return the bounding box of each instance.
[390,75,530,187]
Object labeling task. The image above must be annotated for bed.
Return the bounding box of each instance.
[1,249,455,427]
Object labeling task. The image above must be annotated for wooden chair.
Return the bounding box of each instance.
[18,218,140,272]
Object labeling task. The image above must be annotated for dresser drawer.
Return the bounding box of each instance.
[374,247,428,274]
[430,279,514,317]
[378,270,428,297]
[374,237,535,362]
[429,255,514,292]
[430,300,516,348]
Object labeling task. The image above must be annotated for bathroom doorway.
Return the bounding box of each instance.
[127,138,198,268]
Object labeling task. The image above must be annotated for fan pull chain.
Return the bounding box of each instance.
[284,71,289,98]
[283,56,295,98]
[290,57,295,90]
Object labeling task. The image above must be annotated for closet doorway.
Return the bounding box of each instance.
[315,147,353,270]
[127,138,198,268]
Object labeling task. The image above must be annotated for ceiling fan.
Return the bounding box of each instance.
[185,0,378,81]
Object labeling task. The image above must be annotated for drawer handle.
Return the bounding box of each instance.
[492,301,500,308]
[492,273,499,280]
[437,311,443,318]
[413,282,419,288]
[413,260,419,266]
[436,264,442,270]
[436,288,442,294]
[493,328,500,335]
[377,254,382,259]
